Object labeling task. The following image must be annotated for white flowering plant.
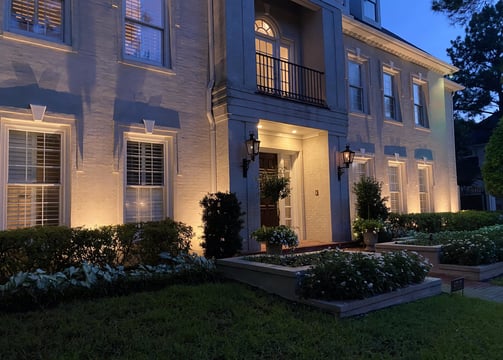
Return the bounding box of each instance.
[251,225,299,248]
[409,225,503,265]
[298,250,431,300]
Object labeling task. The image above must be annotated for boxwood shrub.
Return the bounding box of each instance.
[386,211,503,238]
[0,218,193,282]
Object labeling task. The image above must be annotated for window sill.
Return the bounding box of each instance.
[349,111,372,120]
[414,126,431,133]
[118,60,176,76]
[1,31,73,53]
[384,119,404,126]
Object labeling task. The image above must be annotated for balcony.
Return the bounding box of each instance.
[256,52,326,107]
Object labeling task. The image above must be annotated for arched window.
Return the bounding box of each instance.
[255,19,291,94]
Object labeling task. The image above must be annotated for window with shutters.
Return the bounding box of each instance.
[124,0,170,67]
[6,130,62,229]
[125,140,165,223]
[9,0,70,43]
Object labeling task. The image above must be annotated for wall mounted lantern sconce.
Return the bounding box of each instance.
[337,145,355,181]
[243,133,260,177]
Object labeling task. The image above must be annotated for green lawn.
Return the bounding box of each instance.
[1,281,503,359]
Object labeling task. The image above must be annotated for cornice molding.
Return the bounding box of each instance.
[342,15,459,76]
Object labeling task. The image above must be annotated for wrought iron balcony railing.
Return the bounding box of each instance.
[256,52,326,107]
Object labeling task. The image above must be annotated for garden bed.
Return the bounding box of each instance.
[376,240,442,268]
[216,255,441,318]
[434,262,503,281]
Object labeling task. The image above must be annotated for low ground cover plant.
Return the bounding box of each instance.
[404,225,503,266]
[0,253,216,312]
[246,249,431,300]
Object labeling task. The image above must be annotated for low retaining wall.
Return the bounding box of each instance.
[432,262,503,281]
[217,256,441,318]
[375,241,442,268]
[375,241,503,281]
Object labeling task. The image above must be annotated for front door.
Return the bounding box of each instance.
[259,153,279,226]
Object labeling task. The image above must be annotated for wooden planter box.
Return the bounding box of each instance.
[217,256,441,318]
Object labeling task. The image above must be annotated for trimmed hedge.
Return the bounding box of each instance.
[386,211,503,238]
[0,218,193,282]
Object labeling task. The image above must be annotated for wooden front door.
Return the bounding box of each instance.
[260,153,279,227]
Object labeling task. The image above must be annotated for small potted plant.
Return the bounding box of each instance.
[251,225,298,255]
[352,218,384,251]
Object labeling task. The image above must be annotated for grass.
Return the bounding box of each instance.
[1,281,503,359]
[490,276,503,286]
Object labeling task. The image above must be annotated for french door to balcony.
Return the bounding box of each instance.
[255,37,291,96]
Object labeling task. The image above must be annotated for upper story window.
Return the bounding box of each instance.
[348,60,364,113]
[255,19,291,91]
[124,0,169,67]
[413,81,429,128]
[363,0,378,21]
[383,72,397,120]
[9,0,70,43]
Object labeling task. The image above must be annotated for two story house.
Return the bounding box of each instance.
[0,0,461,253]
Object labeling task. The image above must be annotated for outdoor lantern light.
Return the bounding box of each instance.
[337,145,355,180]
[243,133,260,177]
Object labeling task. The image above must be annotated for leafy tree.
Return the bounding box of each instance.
[432,0,496,24]
[446,1,503,120]
[481,117,503,197]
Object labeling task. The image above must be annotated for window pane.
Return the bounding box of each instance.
[364,0,377,20]
[125,22,162,63]
[126,0,163,27]
[7,185,60,229]
[8,131,61,184]
[124,0,164,64]
[10,0,64,42]
[348,61,361,86]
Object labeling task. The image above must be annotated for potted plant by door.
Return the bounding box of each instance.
[352,176,389,251]
[251,225,299,255]
[352,218,384,251]
[259,173,291,226]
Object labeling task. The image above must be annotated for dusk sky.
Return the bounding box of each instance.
[380,0,465,64]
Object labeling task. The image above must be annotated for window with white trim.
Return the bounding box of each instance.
[383,72,397,120]
[6,130,62,229]
[388,163,403,213]
[254,19,292,95]
[418,165,432,213]
[348,60,364,112]
[352,158,373,179]
[9,0,70,43]
[124,0,169,66]
[413,82,429,128]
[125,140,165,223]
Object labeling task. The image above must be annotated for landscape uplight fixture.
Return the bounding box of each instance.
[337,145,355,180]
[243,133,260,177]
